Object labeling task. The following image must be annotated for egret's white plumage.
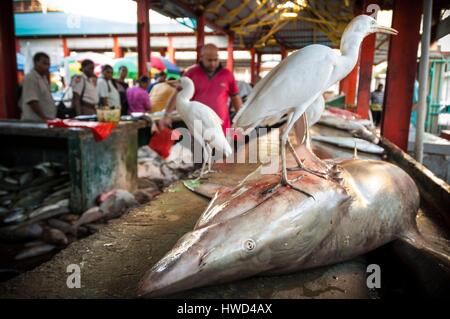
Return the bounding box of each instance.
[232,15,398,195]
[176,76,232,178]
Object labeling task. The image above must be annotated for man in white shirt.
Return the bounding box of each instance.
[71,59,99,115]
[97,64,121,108]
[20,52,56,121]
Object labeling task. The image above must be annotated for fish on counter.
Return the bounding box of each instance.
[318,114,379,144]
[136,157,450,298]
[0,162,70,227]
[311,135,385,154]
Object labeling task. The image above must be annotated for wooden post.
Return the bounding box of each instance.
[356,33,375,118]
[167,36,175,64]
[226,33,234,72]
[250,48,256,85]
[196,12,205,63]
[340,65,359,110]
[137,0,150,77]
[356,0,380,118]
[0,0,19,119]
[256,52,261,78]
[280,45,287,60]
[62,37,70,57]
[113,36,123,58]
[381,0,422,151]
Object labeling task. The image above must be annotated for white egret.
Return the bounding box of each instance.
[233,15,397,195]
[176,76,232,179]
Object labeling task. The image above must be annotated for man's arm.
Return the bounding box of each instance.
[97,80,109,106]
[72,93,82,115]
[27,100,48,120]
[230,94,243,113]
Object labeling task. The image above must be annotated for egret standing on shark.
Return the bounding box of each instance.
[175,76,232,179]
[233,15,398,195]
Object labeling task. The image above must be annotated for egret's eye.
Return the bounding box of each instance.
[244,239,256,251]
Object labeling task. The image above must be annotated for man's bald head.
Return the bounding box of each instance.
[200,43,220,73]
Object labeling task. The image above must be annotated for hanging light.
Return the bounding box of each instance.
[281,8,298,18]
[281,1,299,18]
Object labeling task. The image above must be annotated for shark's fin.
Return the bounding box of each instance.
[183,180,232,199]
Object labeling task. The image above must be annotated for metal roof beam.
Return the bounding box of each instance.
[158,0,230,35]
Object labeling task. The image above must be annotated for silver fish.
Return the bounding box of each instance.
[0,223,43,242]
[2,208,27,225]
[136,158,449,298]
[28,199,70,222]
[318,115,379,144]
[14,243,56,260]
[311,135,384,154]
[19,171,34,186]
[42,228,69,246]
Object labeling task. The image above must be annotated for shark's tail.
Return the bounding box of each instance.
[399,231,450,271]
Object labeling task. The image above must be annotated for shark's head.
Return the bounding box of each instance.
[136,213,275,297]
[136,173,345,298]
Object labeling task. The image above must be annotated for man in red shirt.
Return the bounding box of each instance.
[162,43,243,134]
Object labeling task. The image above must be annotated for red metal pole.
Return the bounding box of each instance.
[62,37,70,57]
[196,12,205,63]
[113,36,123,58]
[226,33,234,72]
[280,45,287,60]
[0,0,19,119]
[250,48,255,85]
[167,36,175,64]
[381,0,422,151]
[137,0,150,77]
[356,33,376,119]
[15,38,20,53]
[340,63,358,111]
[356,0,380,118]
[256,52,261,78]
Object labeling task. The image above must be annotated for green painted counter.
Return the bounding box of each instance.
[0,120,150,213]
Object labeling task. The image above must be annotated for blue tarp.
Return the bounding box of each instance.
[14,12,192,36]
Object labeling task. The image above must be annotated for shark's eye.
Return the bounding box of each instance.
[244,239,256,251]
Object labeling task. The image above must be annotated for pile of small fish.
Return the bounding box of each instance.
[0,162,74,263]
[0,162,70,230]
[135,143,195,203]
[0,144,195,271]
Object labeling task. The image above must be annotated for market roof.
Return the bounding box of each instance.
[14,12,193,37]
[150,0,450,62]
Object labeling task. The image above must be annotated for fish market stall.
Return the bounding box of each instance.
[1,121,449,298]
[0,120,147,213]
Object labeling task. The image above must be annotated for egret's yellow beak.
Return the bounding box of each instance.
[376,24,398,35]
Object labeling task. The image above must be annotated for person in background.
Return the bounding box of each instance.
[164,43,243,133]
[115,65,129,115]
[147,71,166,93]
[410,79,419,127]
[71,59,99,115]
[20,52,56,122]
[127,76,151,114]
[370,83,384,127]
[97,64,121,108]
